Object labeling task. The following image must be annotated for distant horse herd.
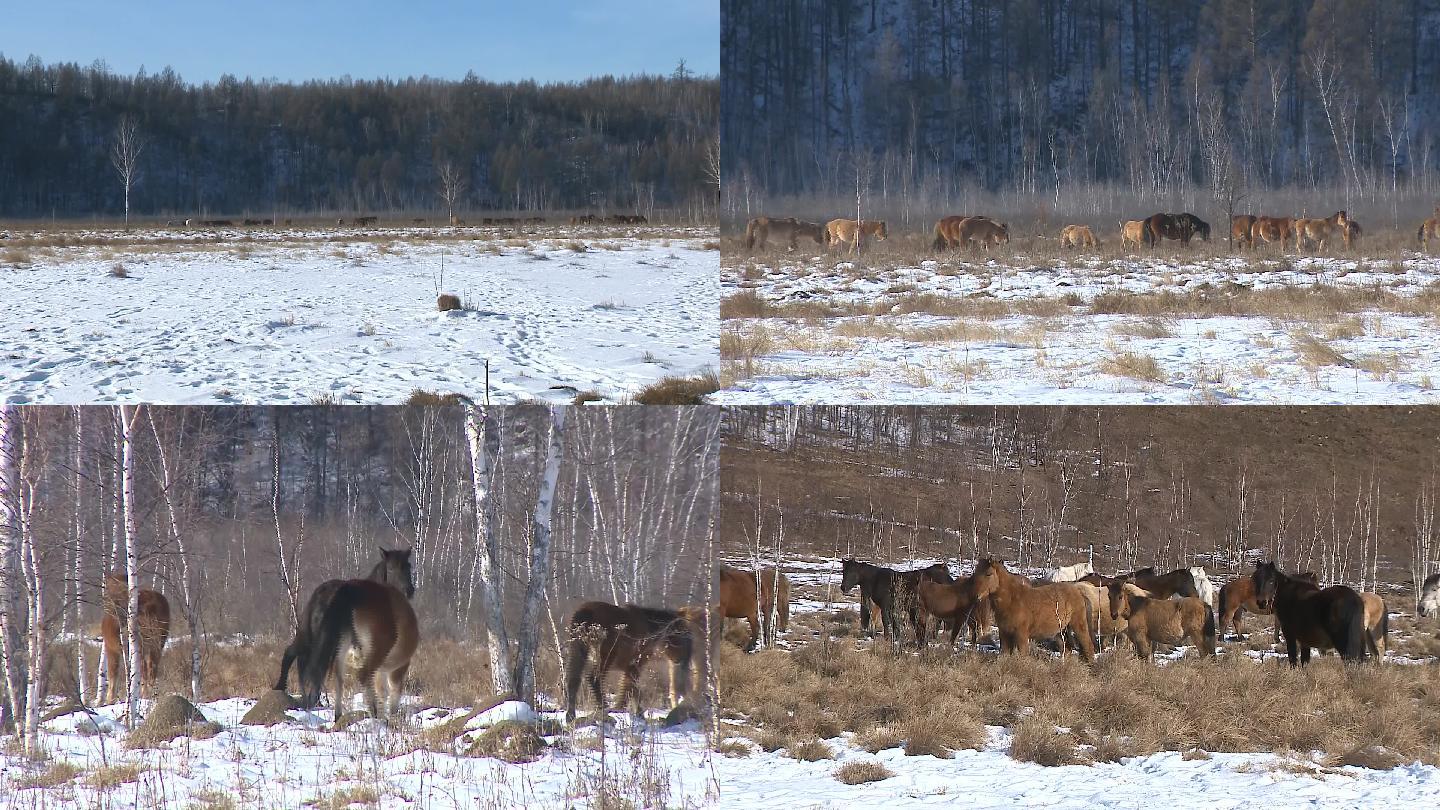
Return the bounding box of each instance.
[743,205,1440,255]
[87,553,1440,731]
[151,213,649,229]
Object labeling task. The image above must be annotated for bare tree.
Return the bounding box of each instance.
[437,159,467,225]
[118,405,143,727]
[0,405,26,735]
[464,405,513,695]
[110,114,146,226]
[512,405,566,703]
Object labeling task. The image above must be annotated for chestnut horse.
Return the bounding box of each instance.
[1252,561,1371,665]
[965,559,1095,661]
[916,576,995,648]
[1107,583,1216,661]
[933,215,985,250]
[825,219,888,253]
[564,601,695,724]
[1059,225,1098,249]
[1120,220,1147,249]
[100,571,171,703]
[1420,208,1440,251]
[1251,216,1295,251]
[291,548,419,719]
[1217,569,1316,638]
[1231,215,1257,248]
[716,565,790,651]
[1293,211,1350,252]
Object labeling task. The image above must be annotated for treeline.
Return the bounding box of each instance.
[722,0,1440,219]
[0,56,718,218]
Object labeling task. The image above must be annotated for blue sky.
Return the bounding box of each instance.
[0,0,718,84]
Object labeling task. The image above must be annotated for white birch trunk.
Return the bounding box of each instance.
[147,409,203,703]
[512,406,566,704]
[0,405,27,735]
[119,405,143,727]
[463,405,513,695]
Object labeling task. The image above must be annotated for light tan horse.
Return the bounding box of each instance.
[1251,216,1295,251]
[1108,583,1216,661]
[716,565,790,651]
[100,571,171,703]
[744,216,826,251]
[1231,215,1257,249]
[1075,581,1128,649]
[965,559,1095,661]
[1360,592,1388,655]
[826,219,888,253]
[1293,211,1350,252]
[1420,208,1440,251]
[1120,220,1147,249]
[1059,225,1098,249]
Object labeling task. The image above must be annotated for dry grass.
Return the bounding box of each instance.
[86,763,145,789]
[436,293,464,312]
[1291,331,1354,368]
[718,639,1440,768]
[108,262,129,278]
[786,739,835,761]
[1111,318,1174,339]
[404,390,466,407]
[308,785,381,809]
[11,760,82,789]
[633,371,720,405]
[834,760,895,784]
[1099,350,1166,383]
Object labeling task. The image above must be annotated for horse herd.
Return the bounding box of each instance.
[743,205,1440,255]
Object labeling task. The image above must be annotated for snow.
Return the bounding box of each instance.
[10,694,1440,808]
[1,227,718,404]
[719,251,1440,404]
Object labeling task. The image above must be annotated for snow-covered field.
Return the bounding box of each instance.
[9,689,1440,809]
[1,226,717,404]
[719,251,1440,404]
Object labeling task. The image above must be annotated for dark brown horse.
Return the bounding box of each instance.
[716,565,790,651]
[1217,569,1317,637]
[287,548,419,719]
[1121,567,1199,600]
[840,559,953,643]
[564,601,695,724]
[916,576,995,647]
[1252,561,1371,665]
[100,571,171,703]
[1144,213,1209,247]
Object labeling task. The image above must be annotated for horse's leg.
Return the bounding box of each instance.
[744,611,760,653]
[588,672,605,721]
[858,596,872,637]
[387,663,409,719]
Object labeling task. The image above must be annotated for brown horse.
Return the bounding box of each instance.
[1420,208,1440,251]
[1108,583,1216,661]
[1143,213,1209,247]
[1231,215,1257,249]
[966,559,1095,661]
[916,576,995,647]
[744,216,826,251]
[1074,581,1128,649]
[1060,225,1098,249]
[1251,216,1295,251]
[564,601,695,724]
[1217,569,1317,638]
[932,215,980,250]
[1293,211,1350,252]
[716,565,790,651]
[296,548,419,719]
[958,217,1009,250]
[100,571,171,703]
[826,219,888,253]
[1252,561,1371,665]
[1120,220,1147,249]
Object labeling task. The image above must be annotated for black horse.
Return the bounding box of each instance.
[274,547,416,705]
[1122,567,1199,600]
[1252,561,1371,666]
[839,559,953,644]
[1144,213,1210,246]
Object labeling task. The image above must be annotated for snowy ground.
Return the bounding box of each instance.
[8,690,1440,809]
[719,251,1440,404]
[1,226,717,404]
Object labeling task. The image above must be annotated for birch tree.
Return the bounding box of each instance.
[0,405,26,734]
[110,114,145,226]
[464,405,513,695]
[512,405,566,704]
[119,405,143,727]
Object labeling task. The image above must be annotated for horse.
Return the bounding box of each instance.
[825,219,888,253]
[958,217,1009,250]
[1420,208,1440,251]
[1143,213,1208,247]
[1231,215,1257,249]
[932,215,978,250]
[1189,567,1217,607]
[287,548,418,720]
[1251,216,1295,251]
[563,601,694,724]
[1216,569,1316,638]
[1041,562,1094,583]
[1073,581,1128,650]
[1107,583,1216,661]
[100,571,171,703]
[1252,561,1370,665]
[1360,592,1388,656]
[839,559,952,643]
[1420,573,1440,617]
[1293,211,1349,252]
[1120,220,1147,249]
[715,565,790,651]
[744,216,826,251]
[1120,567,1199,600]
[1342,218,1361,249]
[1059,225,1098,249]
[965,559,1095,661]
[915,576,994,648]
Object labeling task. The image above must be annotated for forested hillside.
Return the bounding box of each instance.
[722,0,1440,219]
[0,56,718,219]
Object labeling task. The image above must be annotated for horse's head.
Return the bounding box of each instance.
[1252,560,1280,610]
[375,547,416,598]
[969,559,1000,598]
[1107,582,1131,620]
[839,559,860,594]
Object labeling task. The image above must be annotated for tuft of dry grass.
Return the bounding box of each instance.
[437,293,464,312]
[86,763,145,790]
[1291,331,1353,368]
[834,760,894,784]
[633,370,719,405]
[1111,318,1174,339]
[109,262,129,278]
[1009,717,1084,766]
[12,761,82,789]
[787,739,835,762]
[1099,350,1166,383]
[404,389,466,407]
[308,785,382,809]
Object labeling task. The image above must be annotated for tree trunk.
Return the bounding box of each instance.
[119,405,143,727]
[463,405,513,696]
[512,406,566,704]
[0,405,28,734]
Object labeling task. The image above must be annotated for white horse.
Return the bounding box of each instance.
[1419,573,1440,618]
[1188,567,1216,607]
[1042,562,1094,583]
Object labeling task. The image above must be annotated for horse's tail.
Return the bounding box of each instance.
[1342,598,1368,662]
[300,582,363,707]
[744,219,757,250]
[274,642,299,692]
[1216,585,1232,635]
[1373,606,1388,658]
[563,630,590,722]
[1202,605,1217,656]
[932,220,947,251]
[777,574,790,632]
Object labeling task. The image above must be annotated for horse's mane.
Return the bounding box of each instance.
[623,604,685,629]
